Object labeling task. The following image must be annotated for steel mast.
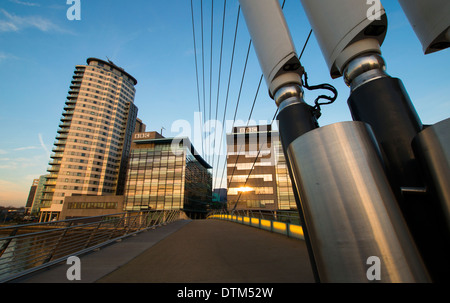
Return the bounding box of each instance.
[239,0,433,282]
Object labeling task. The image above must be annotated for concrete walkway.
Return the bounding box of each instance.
[18,219,315,283]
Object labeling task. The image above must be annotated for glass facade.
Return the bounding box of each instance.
[184,154,213,215]
[226,125,297,210]
[30,175,50,216]
[273,134,297,210]
[124,134,212,218]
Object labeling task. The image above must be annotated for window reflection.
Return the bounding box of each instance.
[124,138,212,217]
[226,127,297,211]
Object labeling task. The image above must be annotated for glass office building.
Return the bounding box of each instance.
[124,132,212,218]
[226,125,297,210]
[30,175,49,216]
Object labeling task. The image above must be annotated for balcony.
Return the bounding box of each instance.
[57,128,69,134]
[43,186,56,193]
[46,174,58,179]
[54,140,67,146]
[60,116,72,122]
[47,166,60,173]
[41,193,54,201]
[55,134,68,140]
[44,180,56,186]
[62,110,74,117]
[50,152,64,159]
[64,104,76,110]
[68,93,79,99]
[59,122,71,128]
[49,159,62,166]
[52,146,65,153]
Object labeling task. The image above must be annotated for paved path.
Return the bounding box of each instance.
[19,219,315,283]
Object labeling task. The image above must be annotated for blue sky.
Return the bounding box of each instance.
[0,0,448,207]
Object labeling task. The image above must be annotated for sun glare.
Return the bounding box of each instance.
[238,187,254,193]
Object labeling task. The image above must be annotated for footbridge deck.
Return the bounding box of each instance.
[18,219,315,283]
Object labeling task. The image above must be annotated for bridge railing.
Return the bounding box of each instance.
[207,209,304,240]
[0,210,182,283]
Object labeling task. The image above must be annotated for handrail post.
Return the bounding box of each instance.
[157,210,165,225]
[84,220,103,249]
[123,212,139,236]
[44,221,73,263]
[0,227,19,258]
[107,213,126,241]
[153,211,165,227]
[140,211,150,230]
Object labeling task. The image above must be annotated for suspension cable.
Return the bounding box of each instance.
[190,0,204,155]
[213,4,241,188]
[211,0,228,175]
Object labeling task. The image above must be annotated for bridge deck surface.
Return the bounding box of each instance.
[19,219,315,283]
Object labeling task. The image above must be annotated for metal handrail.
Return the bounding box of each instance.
[208,209,301,225]
[207,209,304,239]
[0,210,183,283]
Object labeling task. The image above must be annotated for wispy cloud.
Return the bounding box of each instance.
[13,146,40,151]
[0,9,67,33]
[0,17,18,32]
[0,52,18,63]
[38,133,50,157]
[8,0,40,7]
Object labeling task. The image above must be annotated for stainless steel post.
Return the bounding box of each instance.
[298,0,438,281]
[287,121,430,282]
[412,118,450,234]
[239,0,321,281]
[239,0,431,282]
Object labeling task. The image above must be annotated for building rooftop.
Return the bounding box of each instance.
[133,134,212,170]
[86,57,138,85]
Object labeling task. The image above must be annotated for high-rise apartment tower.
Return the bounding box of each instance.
[40,58,138,221]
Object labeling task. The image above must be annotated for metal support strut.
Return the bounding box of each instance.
[240,0,431,282]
